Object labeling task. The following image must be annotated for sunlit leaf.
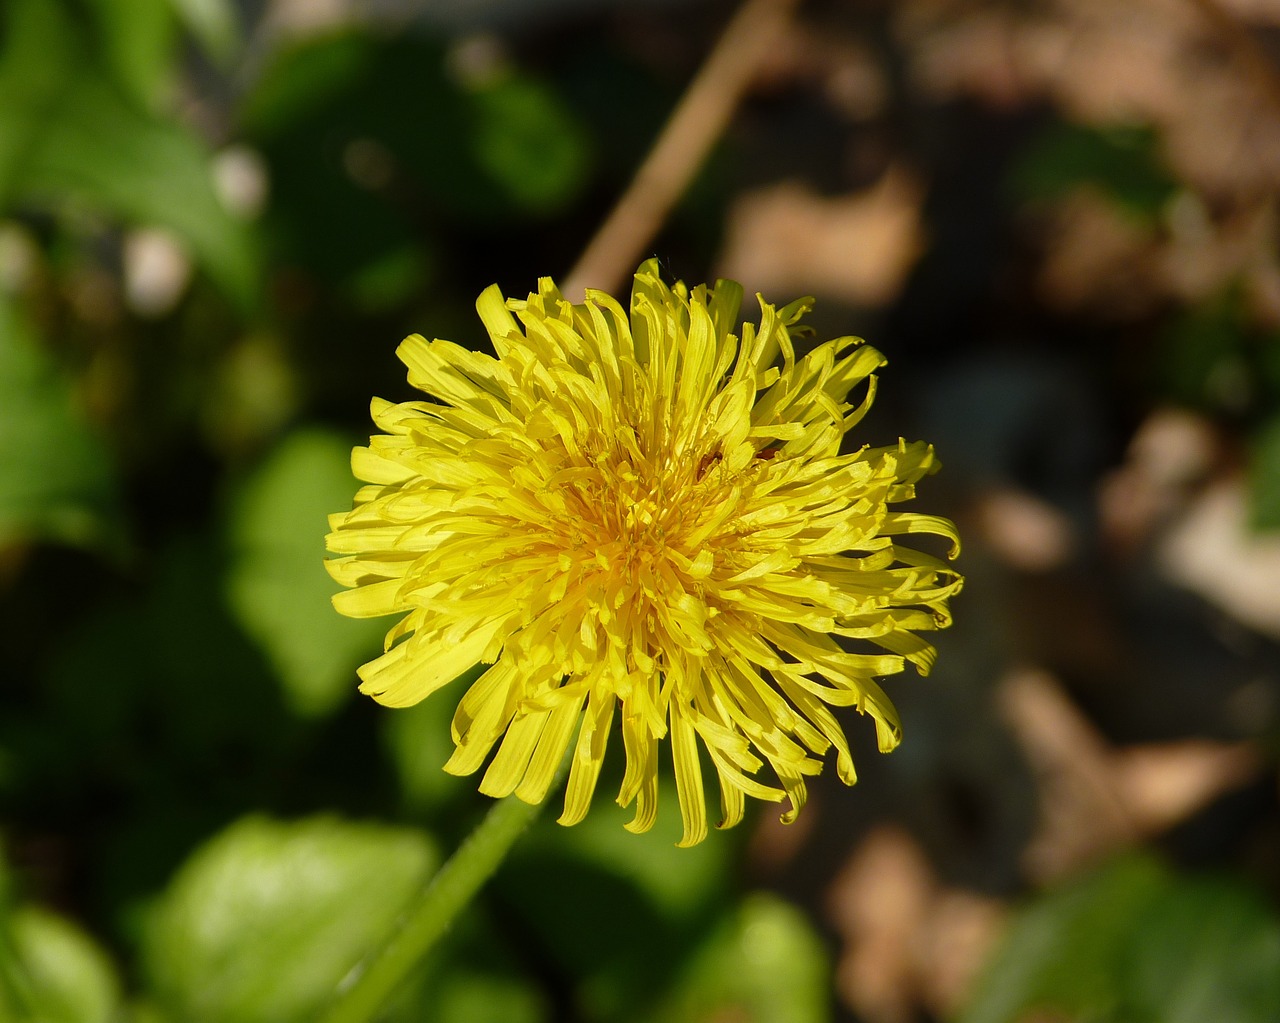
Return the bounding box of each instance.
[5,906,123,1023]
[225,428,385,718]
[82,0,176,107]
[142,815,436,1023]
[0,0,75,201]
[649,893,829,1023]
[396,969,549,1023]
[167,0,241,65]
[22,75,258,309]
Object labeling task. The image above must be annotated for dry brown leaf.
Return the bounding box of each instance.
[1033,189,1161,317]
[1218,0,1280,22]
[917,889,1007,1018]
[999,669,1137,882]
[1114,739,1261,833]
[903,8,1031,107]
[1097,407,1219,554]
[716,167,925,307]
[1158,477,1280,640]
[826,825,1006,1021]
[975,487,1076,572]
[1000,668,1264,882]
[827,826,936,1023]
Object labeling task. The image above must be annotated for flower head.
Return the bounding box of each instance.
[326,260,961,845]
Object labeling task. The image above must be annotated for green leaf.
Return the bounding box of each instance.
[82,0,177,107]
[23,74,258,309]
[377,910,552,1023]
[383,665,482,813]
[167,0,241,65]
[240,32,445,284]
[1125,879,1280,1023]
[536,781,733,920]
[960,854,1280,1023]
[650,893,830,1023]
[1009,122,1176,221]
[1158,294,1253,412]
[345,246,432,313]
[496,782,737,1021]
[0,0,76,201]
[1250,416,1280,531]
[142,815,436,1023]
[238,32,376,137]
[395,969,549,1023]
[5,906,123,1023]
[959,855,1170,1023]
[467,74,591,214]
[0,298,120,551]
[245,31,592,284]
[225,428,386,718]
[0,0,258,308]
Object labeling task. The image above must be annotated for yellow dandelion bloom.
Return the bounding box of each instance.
[326,260,961,846]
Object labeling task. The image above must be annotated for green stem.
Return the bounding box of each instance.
[319,791,548,1023]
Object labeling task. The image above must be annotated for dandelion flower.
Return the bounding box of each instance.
[326,260,961,846]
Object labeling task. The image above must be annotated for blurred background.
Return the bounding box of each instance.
[2,0,1280,1020]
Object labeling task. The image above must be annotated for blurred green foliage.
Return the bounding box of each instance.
[1,906,122,1023]
[1009,122,1176,222]
[0,0,257,307]
[961,854,1280,1023]
[1156,290,1280,527]
[0,299,119,550]
[1252,416,1280,530]
[142,816,437,1023]
[224,429,386,718]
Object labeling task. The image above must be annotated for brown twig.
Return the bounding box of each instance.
[562,0,802,301]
